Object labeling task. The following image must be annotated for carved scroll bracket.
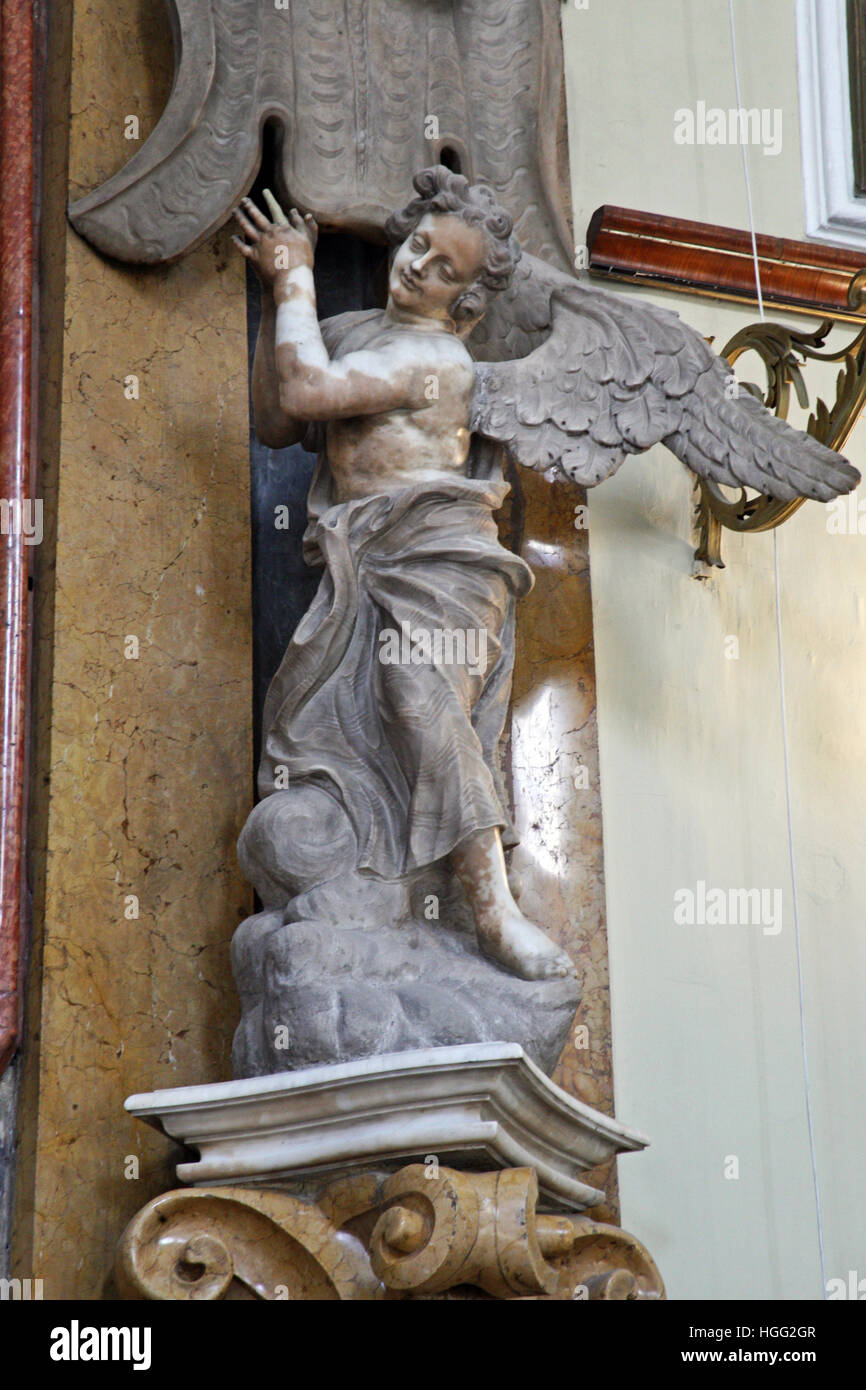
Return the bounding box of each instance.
[695,297,866,568]
[116,1165,665,1302]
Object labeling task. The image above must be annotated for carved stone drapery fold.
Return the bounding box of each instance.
[68,0,573,270]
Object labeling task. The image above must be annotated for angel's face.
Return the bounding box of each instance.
[388,213,486,324]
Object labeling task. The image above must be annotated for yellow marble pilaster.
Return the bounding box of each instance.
[13,0,252,1298]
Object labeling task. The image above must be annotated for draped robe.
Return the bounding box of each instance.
[257,318,534,880]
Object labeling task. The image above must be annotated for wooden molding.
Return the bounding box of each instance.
[587,205,866,320]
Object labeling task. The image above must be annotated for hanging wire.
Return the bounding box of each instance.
[727,0,828,1298]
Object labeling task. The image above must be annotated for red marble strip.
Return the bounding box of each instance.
[0,0,36,1075]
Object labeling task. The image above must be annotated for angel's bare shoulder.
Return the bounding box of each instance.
[391,329,475,387]
[320,308,382,356]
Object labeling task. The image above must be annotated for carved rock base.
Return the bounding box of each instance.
[117,1166,665,1301]
[232,845,580,1076]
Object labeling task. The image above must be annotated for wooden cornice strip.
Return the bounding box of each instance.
[587,205,866,320]
[0,0,36,1075]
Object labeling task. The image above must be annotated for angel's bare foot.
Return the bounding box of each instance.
[476,905,577,981]
[450,827,577,982]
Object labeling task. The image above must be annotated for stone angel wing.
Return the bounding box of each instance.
[468,255,860,502]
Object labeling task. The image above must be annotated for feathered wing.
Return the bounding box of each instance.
[468,255,860,502]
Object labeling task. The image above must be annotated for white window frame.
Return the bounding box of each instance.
[797,0,866,248]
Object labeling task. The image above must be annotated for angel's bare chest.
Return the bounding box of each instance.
[334,316,470,382]
[327,321,474,497]
[332,319,473,433]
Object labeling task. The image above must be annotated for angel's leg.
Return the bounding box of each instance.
[450,828,576,982]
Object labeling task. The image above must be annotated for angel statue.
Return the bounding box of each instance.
[229,167,858,1076]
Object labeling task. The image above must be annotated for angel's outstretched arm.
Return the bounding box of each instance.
[231,195,305,449]
[234,195,435,423]
[250,285,306,450]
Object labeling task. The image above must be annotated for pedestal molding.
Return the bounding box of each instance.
[126,1043,648,1212]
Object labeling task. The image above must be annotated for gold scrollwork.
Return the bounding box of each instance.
[694,293,866,568]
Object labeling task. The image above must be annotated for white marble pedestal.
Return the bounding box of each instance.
[126,1041,648,1212]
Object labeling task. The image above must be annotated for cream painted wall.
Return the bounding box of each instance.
[562,0,866,1300]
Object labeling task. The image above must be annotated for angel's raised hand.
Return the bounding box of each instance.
[262,188,319,264]
[232,196,318,286]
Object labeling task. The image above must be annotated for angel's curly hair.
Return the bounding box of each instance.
[385,165,521,325]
